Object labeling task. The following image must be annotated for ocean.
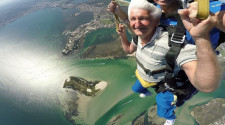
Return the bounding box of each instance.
[0,0,224,125]
[0,2,137,125]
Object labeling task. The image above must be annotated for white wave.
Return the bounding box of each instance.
[121,99,133,106]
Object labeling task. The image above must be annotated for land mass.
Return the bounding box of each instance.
[1,0,126,59]
[107,98,225,125]
[61,0,129,59]
[61,76,107,124]
[191,98,225,125]
[63,76,107,96]
[0,0,76,28]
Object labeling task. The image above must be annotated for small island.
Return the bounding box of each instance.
[63,76,107,96]
[61,76,108,124]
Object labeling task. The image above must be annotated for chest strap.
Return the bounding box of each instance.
[164,11,186,89]
[136,57,166,76]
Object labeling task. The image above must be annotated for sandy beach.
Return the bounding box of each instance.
[74,92,92,122]
[95,81,108,90]
[73,81,108,123]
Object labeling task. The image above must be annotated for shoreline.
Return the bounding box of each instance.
[191,98,225,124]
[0,0,81,28]
[61,79,108,124]
[95,81,108,90]
[76,81,108,123]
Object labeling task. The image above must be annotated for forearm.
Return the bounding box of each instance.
[193,36,221,92]
[179,4,222,92]
[120,34,134,54]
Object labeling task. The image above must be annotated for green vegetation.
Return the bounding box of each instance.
[100,19,114,25]
[63,76,100,96]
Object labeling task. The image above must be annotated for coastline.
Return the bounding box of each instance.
[73,92,92,123]
[95,81,108,90]
[73,81,108,124]
[191,98,225,124]
[61,78,108,124]
[0,0,80,28]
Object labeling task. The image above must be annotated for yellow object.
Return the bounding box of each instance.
[194,0,209,19]
[171,95,177,105]
[114,14,120,30]
[112,0,120,30]
[135,70,157,88]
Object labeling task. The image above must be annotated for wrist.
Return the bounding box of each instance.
[194,36,214,51]
[192,32,210,42]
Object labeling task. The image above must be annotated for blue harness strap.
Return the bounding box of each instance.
[186,1,225,48]
[159,1,225,49]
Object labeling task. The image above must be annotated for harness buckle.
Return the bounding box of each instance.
[165,71,175,79]
[145,69,152,76]
[170,33,185,44]
[164,83,174,91]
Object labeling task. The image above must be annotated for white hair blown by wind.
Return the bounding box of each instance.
[128,0,162,20]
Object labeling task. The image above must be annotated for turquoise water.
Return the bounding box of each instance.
[95,91,157,124]
[0,3,138,125]
[83,28,116,48]
[0,1,225,125]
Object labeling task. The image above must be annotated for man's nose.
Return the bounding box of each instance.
[135,20,141,28]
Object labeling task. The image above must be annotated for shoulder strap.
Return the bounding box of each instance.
[132,35,138,45]
[136,57,166,76]
[164,11,186,89]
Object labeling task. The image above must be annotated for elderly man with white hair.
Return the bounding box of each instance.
[114,0,221,124]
